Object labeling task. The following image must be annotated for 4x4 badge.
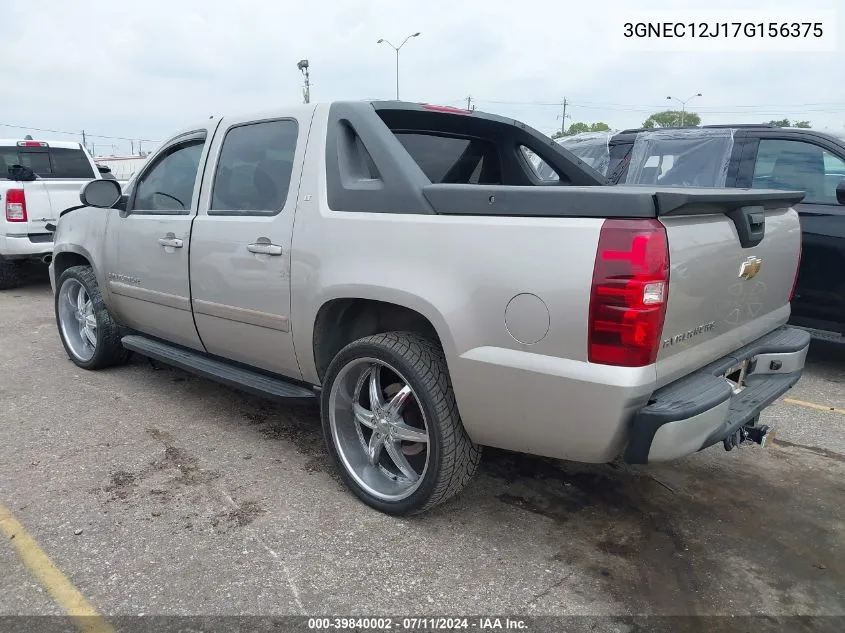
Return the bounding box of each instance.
[738,256,762,280]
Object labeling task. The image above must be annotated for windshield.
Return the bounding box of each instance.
[556,132,615,176]
[623,128,735,187]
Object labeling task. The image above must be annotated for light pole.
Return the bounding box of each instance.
[377,32,420,100]
[297,59,310,104]
[666,93,702,126]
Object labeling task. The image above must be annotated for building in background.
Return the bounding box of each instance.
[93,155,149,182]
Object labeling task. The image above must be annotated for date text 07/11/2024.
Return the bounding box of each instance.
[307,617,528,630]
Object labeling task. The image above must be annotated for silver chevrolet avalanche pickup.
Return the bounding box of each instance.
[49,101,810,515]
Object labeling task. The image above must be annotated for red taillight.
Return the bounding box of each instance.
[790,238,802,301]
[5,189,27,222]
[16,140,48,147]
[588,219,669,367]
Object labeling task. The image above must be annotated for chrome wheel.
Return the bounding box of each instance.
[57,278,97,362]
[328,358,430,501]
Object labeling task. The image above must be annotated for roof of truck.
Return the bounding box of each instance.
[0,139,84,149]
[615,125,844,144]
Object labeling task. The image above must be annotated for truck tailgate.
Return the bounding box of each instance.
[41,181,88,232]
[653,188,804,388]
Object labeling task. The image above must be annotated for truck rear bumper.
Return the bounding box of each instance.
[624,326,810,464]
[0,234,53,259]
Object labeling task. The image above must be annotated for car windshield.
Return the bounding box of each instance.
[622,128,735,188]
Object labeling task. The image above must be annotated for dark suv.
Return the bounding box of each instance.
[557,125,845,342]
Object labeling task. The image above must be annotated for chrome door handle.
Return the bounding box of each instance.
[158,237,183,248]
[247,242,283,256]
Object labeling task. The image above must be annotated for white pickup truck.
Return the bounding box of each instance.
[0,138,103,288]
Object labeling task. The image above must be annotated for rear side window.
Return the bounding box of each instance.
[393,133,501,184]
[210,119,298,215]
[0,146,95,179]
[49,148,97,178]
[624,129,734,187]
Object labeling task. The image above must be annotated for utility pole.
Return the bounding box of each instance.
[81,130,87,152]
[466,96,474,111]
[131,140,135,155]
[559,98,570,136]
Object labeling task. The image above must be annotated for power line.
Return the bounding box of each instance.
[0,122,160,143]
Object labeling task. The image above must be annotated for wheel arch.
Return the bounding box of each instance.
[310,292,455,384]
[52,246,98,285]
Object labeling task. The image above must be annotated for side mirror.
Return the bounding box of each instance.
[837,179,845,206]
[80,179,122,208]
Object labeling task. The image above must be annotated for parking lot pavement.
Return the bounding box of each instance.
[1,276,844,619]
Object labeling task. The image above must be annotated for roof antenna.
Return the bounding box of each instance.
[24,134,33,140]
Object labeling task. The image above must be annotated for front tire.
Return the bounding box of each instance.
[55,265,129,370]
[321,332,481,515]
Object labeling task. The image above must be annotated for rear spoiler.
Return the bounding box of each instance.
[652,188,806,216]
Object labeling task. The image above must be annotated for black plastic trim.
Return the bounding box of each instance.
[325,102,434,214]
[422,184,656,218]
[624,326,810,464]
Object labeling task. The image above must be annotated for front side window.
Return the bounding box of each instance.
[752,139,845,204]
[211,119,298,214]
[133,140,205,213]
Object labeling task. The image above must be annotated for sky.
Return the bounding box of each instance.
[0,0,842,156]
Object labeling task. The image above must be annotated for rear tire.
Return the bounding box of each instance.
[0,258,23,290]
[321,331,481,515]
[55,265,129,370]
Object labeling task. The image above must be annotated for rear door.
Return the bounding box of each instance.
[741,133,845,335]
[189,109,313,380]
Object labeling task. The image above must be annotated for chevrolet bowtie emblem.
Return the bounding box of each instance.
[738,256,763,280]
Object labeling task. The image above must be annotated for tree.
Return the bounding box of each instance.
[766,118,812,128]
[551,121,611,138]
[642,110,701,128]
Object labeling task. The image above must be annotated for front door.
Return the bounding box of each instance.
[189,110,313,379]
[104,129,214,350]
[746,135,845,333]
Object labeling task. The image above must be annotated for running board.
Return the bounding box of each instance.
[121,335,316,402]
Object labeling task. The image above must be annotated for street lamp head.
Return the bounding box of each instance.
[297,59,309,71]
[696,92,702,96]
[377,38,384,43]
[412,32,420,37]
